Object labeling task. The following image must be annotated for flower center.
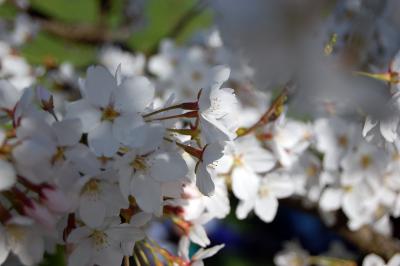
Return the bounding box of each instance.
[344,185,353,192]
[101,106,120,122]
[337,135,348,148]
[51,147,65,165]
[258,185,269,198]
[91,230,108,248]
[233,154,243,167]
[6,224,26,244]
[81,179,101,196]
[306,164,318,177]
[130,156,147,171]
[191,71,203,82]
[360,155,372,169]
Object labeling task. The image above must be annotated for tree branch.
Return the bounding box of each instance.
[37,19,131,44]
[6,0,133,44]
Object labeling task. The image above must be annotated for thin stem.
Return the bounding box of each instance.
[50,110,59,122]
[163,137,202,159]
[309,256,356,266]
[143,102,198,118]
[142,104,184,118]
[236,88,288,138]
[0,201,11,223]
[123,256,130,266]
[133,253,141,266]
[137,245,150,265]
[144,111,198,122]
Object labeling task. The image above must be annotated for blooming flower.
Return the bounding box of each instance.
[236,171,294,222]
[198,66,238,144]
[66,65,155,156]
[67,218,145,266]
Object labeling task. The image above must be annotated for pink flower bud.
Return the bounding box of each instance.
[36,86,51,102]
[23,201,56,230]
[40,186,71,213]
[35,86,54,112]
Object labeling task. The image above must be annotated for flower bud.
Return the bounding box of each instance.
[35,86,54,112]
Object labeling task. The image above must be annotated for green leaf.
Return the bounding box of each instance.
[0,2,18,19]
[128,0,212,53]
[21,32,96,67]
[175,9,213,44]
[39,246,66,266]
[29,0,99,24]
[106,0,125,29]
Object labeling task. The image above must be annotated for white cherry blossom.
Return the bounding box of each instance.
[66,65,155,156]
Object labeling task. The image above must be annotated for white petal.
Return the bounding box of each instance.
[0,227,10,264]
[131,176,162,216]
[265,174,294,199]
[108,225,145,242]
[254,194,278,223]
[83,65,116,107]
[92,244,123,266]
[122,241,135,256]
[319,188,343,212]
[178,236,190,261]
[79,197,106,228]
[200,115,235,143]
[148,55,174,79]
[88,121,120,157]
[0,160,16,191]
[137,123,165,154]
[150,152,188,182]
[196,164,215,196]
[235,199,254,220]
[244,148,276,173]
[15,229,45,266]
[0,80,21,110]
[192,244,225,261]
[362,254,385,266]
[17,116,54,140]
[130,212,152,227]
[362,117,377,138]
[66,100,101,132]
[202,142,225,165]
[231,167,259,200]
[68,239,92,266]
[68,227,92,243]
[115,76,154,113]
[113,114,147,148]
[204,180,230,218]
[53,119,82,146]
[189,225,210,247]
[209,65,230,89]
[380,116,399,142]
[119,174,132,201]
[388,254,400,266]
[64,144,101,175]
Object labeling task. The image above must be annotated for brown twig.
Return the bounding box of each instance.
[124,256,130,266]
[236,88,289,138]
[337,225,400,260]
[38,18,131,43]
[6,0,132,44]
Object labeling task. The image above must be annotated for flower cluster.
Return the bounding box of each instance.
[0,57,239,265]
[2,0,400,264]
